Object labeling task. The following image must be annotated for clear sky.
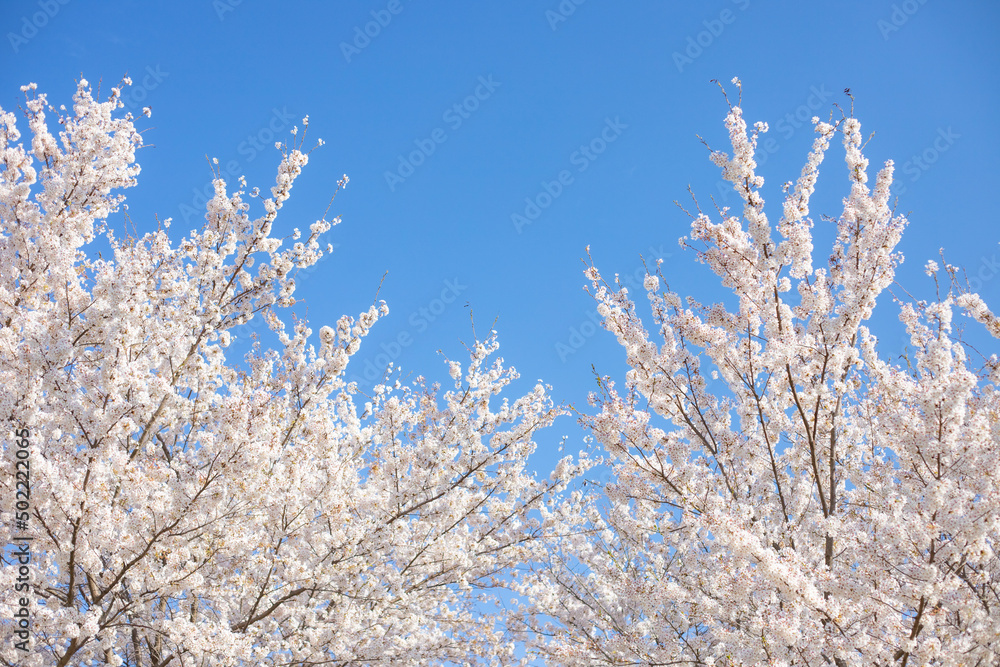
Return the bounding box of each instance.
[3,0,998,480]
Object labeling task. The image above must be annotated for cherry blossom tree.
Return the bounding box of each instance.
[0,79,586,666]
[515,82,1000,665]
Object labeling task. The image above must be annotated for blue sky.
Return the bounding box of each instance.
[4,0,999,479]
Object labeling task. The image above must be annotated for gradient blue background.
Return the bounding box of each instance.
[3,0,998,482]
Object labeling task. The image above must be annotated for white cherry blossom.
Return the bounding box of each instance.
[0,80,585,667]
[517,95,1000,666]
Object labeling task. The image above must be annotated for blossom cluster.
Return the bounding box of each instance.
[515,83,999,665]
[1,77,996,667]
[0,80,588,666]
